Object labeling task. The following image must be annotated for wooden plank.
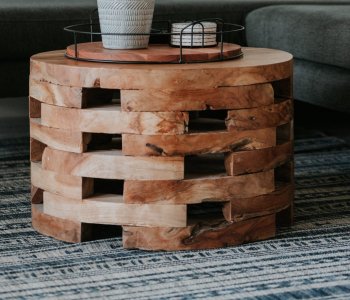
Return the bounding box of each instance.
[32,204,84,243]
[225,141,293,176]
[42,147,184,180]
[41,103,188,135]
[123,214,276,251]
[30,138,46,162]
[66,42,242,63]
[30,118,91,153]
[226,99,293,131]
[43,192,187,227]
[31,185,43,204]
[29,97,41,118]
[30,48,292,90]
[222,183,293,222]
[122,127,276,156]
[29,79,114,108]
[124,170,274,204]
[31,162,94,200]
[120,83,274,112]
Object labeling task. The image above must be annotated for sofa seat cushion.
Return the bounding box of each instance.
[245,5,350,70]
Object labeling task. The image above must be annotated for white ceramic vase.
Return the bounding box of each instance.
[97,0,155,49]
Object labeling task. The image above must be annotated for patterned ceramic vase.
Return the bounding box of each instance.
[97,0,155,49]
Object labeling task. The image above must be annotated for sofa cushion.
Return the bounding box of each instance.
[246,5,350,70]
[294,58,350,113]
[1,0,350,60]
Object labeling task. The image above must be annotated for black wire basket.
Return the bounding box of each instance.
[64,10,245,64]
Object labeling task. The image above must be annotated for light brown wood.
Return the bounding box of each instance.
[123,214,276,251]
[124,170,274,204]
[30,46,293,250]
[41,103,188,135]
[226,99,293,131]
[225,141,293,176]
[30,138,46,162]
[32,204,84,243]
[30,48,293,90]
[29,79,114,108]
[30,118,91,153]
[121,83,274,112]
[42,147,184,180]
[29,97,41,118]
[30,80,84,108]
[66,42,242,63]
[222,183,293,222]
[43,192,187,227]
[122,127,276,156]
[31,162,93,200]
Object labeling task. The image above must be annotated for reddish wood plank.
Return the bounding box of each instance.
[30,118,91,153]
[43,192,187,227]
[30,79,114,108]
[222,183,293,222]
[32,204,84,243]
[123,214,276,251]
[124,170,274,204]
[41,103,188,135]
[31,162,94,200]
[122,128,276,156]
[225,141,293,176]
[66,42,242,63]
[42,147,184,180]
[30,48,293,90]
[226,99,293,131]
[121,83,274,112]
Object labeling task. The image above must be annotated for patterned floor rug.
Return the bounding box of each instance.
[1,135,350,299]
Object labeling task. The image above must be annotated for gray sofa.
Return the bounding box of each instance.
[1,0,350,113]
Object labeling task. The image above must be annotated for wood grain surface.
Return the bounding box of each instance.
[124,170,274,204]
[120,83,274,112]
[41,103,189,135]
[225,141,293,175]
[222,183,294,222]
[66,42,242,63]
[30,48,292,90]
[123,214,276,251]
[122,127,276,156]
[43,192,187,228]
[226,99,293,131]
[31,162,93,200]
[30,118,91,153]
[42,147,184,180]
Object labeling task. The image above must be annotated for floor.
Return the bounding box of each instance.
[0,97,349,142]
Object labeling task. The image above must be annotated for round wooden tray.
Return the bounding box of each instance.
[66,42,242,63]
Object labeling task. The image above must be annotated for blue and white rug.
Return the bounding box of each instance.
[1,135,350,299]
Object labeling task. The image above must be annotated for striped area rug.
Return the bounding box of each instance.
[1,135,350,299]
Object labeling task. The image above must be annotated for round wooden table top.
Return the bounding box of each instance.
[31,47,293,90]
[66,42,242,63]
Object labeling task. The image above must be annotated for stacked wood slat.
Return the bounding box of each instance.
[30,47,294,250]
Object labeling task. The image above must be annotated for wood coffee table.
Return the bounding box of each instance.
[29,47,294,251]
